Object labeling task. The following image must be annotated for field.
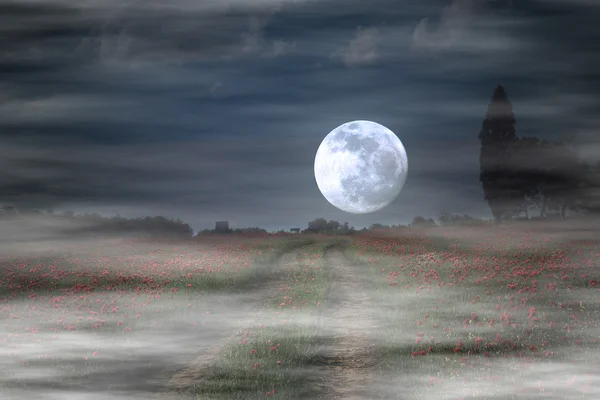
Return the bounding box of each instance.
[1,220,600,399]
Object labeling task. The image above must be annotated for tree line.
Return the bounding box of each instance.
[0,207,194,238]
[301,214,489,234]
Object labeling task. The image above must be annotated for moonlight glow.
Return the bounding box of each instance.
[314,120,408,214]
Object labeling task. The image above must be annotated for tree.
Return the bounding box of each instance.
[576,161,600,214]
[511,137,590,218]
[370,223,390,230]
[539,141,588,218]
[438,212,488,226]
[547,155,600,217]
[507,136,548,217]
[478,85,522,221]
[306,217,329,233]
[410,216,437,228]
[326,220,341,231]
[304,218,355,234]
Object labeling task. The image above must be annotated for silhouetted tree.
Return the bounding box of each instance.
[0,206,195,237]
[550,153,600,217]
[370,223,390,230]
[438,212,488,226]
[539,141,589,218]
[410,216,437,228]
[304,218,355,234]
[306,217,329,233]
[509,136,591,218]
[326,220,341,231]
[232,227,268,234]
[576,161,600,214]
[479,85,522,221]
[507,137,544,217]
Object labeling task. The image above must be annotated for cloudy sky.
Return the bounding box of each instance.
[1,0,599,232]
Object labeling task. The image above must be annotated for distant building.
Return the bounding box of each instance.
[215,221,229,233]
[290,228,301,233]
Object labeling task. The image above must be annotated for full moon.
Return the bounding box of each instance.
[314,120,408,214]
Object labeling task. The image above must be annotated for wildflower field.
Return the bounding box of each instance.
[1,221,599,399]
[343,223,600,399]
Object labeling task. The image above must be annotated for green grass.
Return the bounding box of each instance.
[191,323,329,399]
[0,236,320,301]
[4,232,600,399]
[1,237,335,400]
[342,234,600,399]
[184,241,339,399]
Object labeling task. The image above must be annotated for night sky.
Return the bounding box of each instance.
[1,0,599,233]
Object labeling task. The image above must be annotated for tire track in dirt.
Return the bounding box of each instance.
[162,246,313,396]
[146,242,381,399]
[315,246,379,399]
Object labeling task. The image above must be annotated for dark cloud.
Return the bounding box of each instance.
[331,26,382,67]
[0,0,599,231]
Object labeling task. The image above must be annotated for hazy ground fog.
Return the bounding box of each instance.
[0,216,599,399]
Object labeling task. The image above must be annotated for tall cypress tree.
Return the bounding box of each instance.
[478,85,520,221]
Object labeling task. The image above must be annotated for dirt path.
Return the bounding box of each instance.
[162,248,307,395]
[0,243,385,400]
[315,247,379,399]
[166,244,382,399]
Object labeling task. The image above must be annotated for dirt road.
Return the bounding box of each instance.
[314,247,379,399]
[1,243,383,400]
